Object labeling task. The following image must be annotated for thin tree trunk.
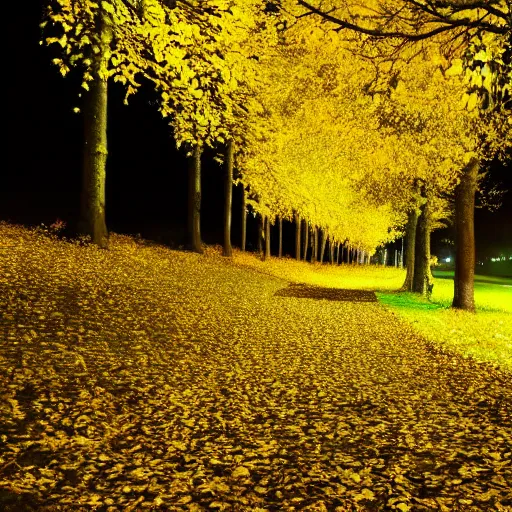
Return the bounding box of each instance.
[264,215,271,260]
[223,140,234,257]
[80,10,112,249]
[330,238,334,264]
[257,213,263,255]
[187,145,203,253]
[295,212,301,261]
[278,216,283,257]
[240,184,246,252]
[453,159,479,311]
[313,226,318,263]
[320,230,327,263]
[413,197,431,295]
[303,220,309,261]
[400,208,419,292]
[336,243,340,265]
[340,244,344,264]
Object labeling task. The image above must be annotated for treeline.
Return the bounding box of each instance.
[38,0,511,312]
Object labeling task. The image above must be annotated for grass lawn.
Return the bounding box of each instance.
[232,250,512,372]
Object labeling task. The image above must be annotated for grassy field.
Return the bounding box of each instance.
[232,250,512,371]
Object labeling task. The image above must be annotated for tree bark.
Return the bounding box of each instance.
[400,208,419,292]
[187,145,203,253]
[412,198,431,296]
[257,213,263,255]
[264,215,271,260]
[223,140,234,257]
[303,220,309,261]
[320,230,327,263]
[295,212,301,261]
[313,226,318,263]
[453,159,479,311]
[330,238,334,264]
[80,10,112,249]
[278,216,283,257]
[240,184,246,252]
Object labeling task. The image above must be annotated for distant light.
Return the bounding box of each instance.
[445,257,451,263]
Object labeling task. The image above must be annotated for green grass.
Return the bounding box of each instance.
[378,272,512,371]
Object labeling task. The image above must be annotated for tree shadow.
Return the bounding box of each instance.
[275,283,377,302]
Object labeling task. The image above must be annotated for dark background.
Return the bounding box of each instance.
[5,0,511,262]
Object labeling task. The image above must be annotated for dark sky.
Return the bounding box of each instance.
[5,0,511,259]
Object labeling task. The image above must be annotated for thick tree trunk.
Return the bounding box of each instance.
[303,220,309,261]
[320,230,327,263]
[223,141,234,257]
[278,216,283,257]
[240,184,246,252]
[400,208,419,292]
[257,213,263,255]
[313,226,318,263]
[264,215,271,260]
[453,159,479,311]
[295,212,301,261]
[187,145,203,253]
[80,11,112,249]
[412,199,431,295]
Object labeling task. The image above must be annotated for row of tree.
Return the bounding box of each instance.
[42,0,511,311]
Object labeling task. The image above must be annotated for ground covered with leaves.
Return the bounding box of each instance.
[1,223,511,511]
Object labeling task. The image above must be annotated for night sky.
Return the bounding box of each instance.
[5,0,511,260]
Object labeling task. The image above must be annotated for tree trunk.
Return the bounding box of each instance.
[80,10,112,249]
[264,215,271,260]
[313,226,318,263]
[340,244,344,264]
[278,216,283,257]
[336,243,340,264]
[303,220,309,261]
[187,145,203,253]
[412,198,431,296]
[320,230,327,263]
[257,213,263,255]
[240,184,246,252]
[400,208,419,292]
[295,212,301,261]
[223,140,234,257]
[330,239,334,264]
[453,159,479,311]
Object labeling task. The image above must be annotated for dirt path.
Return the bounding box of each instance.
[1,225,511,511]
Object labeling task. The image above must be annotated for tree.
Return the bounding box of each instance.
[278,216,283,257]
[188,145,203,253]
[264,215,271,260]
[303,219,309,261]
[240,184,247,252]
[80,5,112,249]
[223,141,234,257]
[43,0,147,247]
[295,212,301,260]
[453,158,479,310]
[293,0,511,309]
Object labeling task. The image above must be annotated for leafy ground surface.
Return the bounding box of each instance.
[1,223,511,511]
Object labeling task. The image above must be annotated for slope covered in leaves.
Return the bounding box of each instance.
[0,223,511,511]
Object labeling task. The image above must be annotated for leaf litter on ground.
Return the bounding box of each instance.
[0,223,511,511]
